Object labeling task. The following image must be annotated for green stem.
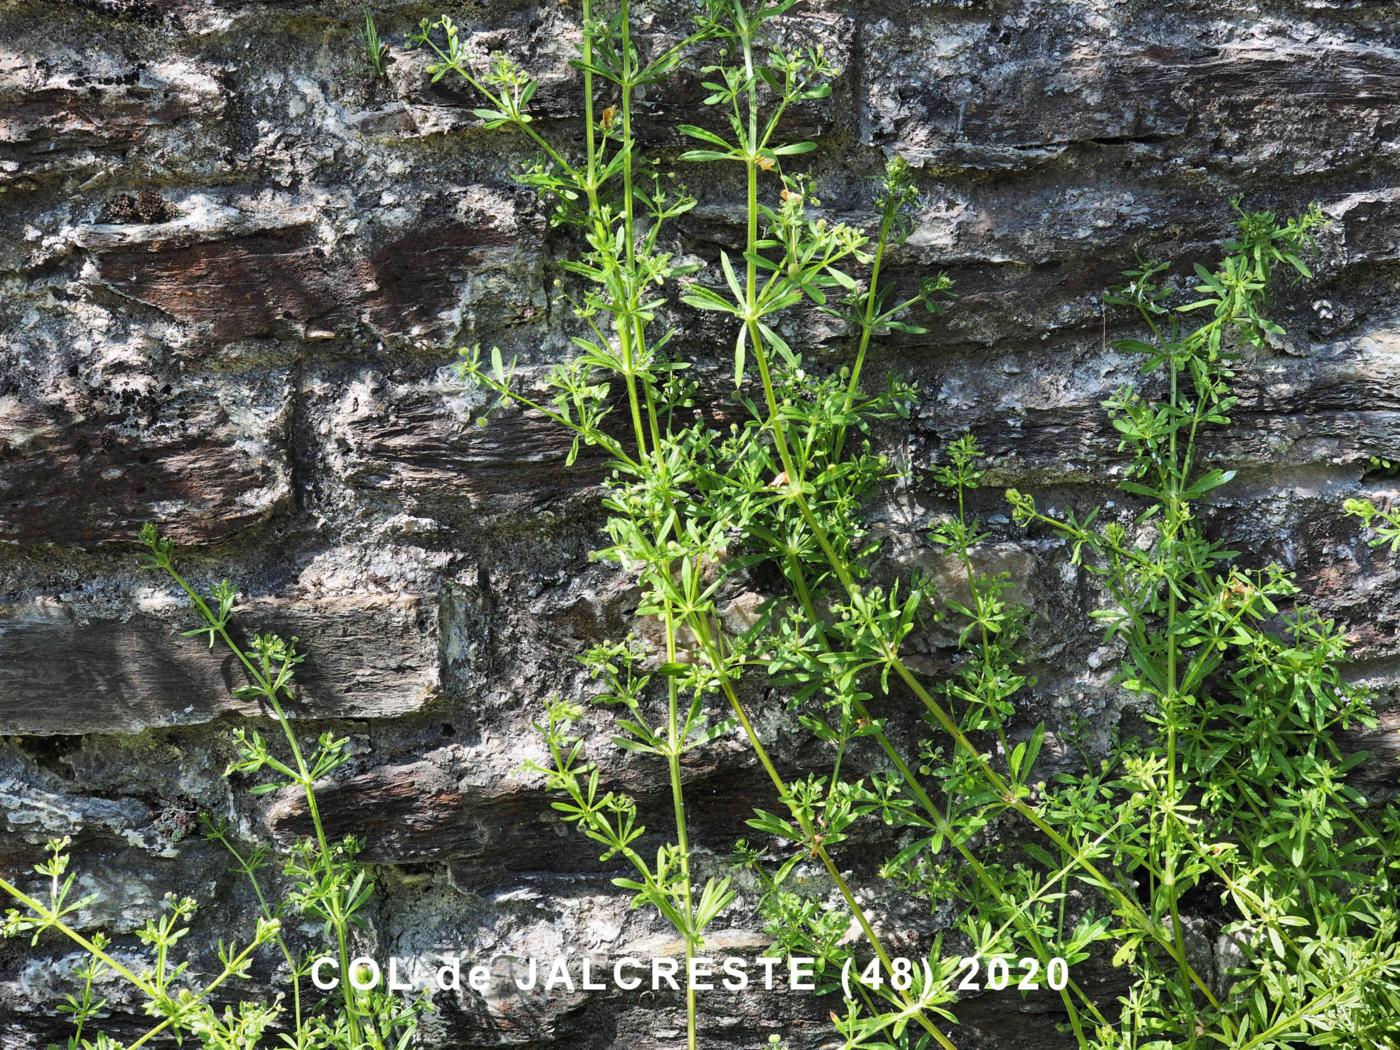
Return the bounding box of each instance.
[857,701,1102,1043]
[664,600,699,1050]
[685,614,958,1050]
[732,339,1228,1020]
[156,559,362,1041]
[126,934,270,1050]
[0,875,159,997]
[833,204,895,461]
[727,28,959,1037]
[888,659,1227,1015]
[581,13,692,1046]
[1235,956,1390,1050]
[781,487,1098,1040]
[209,828,305,1034]
[1163,350,1200,1041]
[736,298,1231,1026]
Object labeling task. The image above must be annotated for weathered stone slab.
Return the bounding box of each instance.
[0,592,437,735]
[1328,188,1400,266]
[862,16,1400,178]
[265,753,546,865]
[78,188,534,345]
[0,747,153,847]
[324,374,610,521]
[264,736,809,874]
[94,229,348,342]
[0,49,224,189]
[904,314,1400,486]
[879,180,1400,351]
[0,379,290,548]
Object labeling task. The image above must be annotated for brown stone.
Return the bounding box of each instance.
[0,387,289,547]
[97,230,347,342]
[330,380,609,518]
[0,593,437,735]
[87,192,533,344]
[0,52,223,187]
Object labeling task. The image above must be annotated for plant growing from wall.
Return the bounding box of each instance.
[417,0,1400,1045]
[3,5,1395,1050]
[361,11,389,79]
[414,1,965,1046]
[999,207,1400,1047]
[0,528,427,1049]
[778,204,1400,1048]
[1346,493,1400,551]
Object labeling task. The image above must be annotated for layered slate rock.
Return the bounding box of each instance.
[860,13,1400,177]
[321,372,611,524]
[75,187,538,346]
[2,0,1400,1047]
[0,592,437,735]
[902,314,1400,486]
[0,746,153,846]
[0,48,225,189]
[262,741,790,876]
[0,377,290,547]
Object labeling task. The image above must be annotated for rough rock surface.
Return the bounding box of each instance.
[0,0,1398,1047]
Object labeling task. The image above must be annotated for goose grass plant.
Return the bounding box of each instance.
[1004,207,1400,1048]
[0,526,428,1049]
[421,0,1400,1047]
[1347,494,1400,553]
[413,2,968,1046]
[421,0,1074,1043]
[3,3,1399,1050]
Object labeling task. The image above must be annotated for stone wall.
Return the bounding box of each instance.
[1,0,1398,1046]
